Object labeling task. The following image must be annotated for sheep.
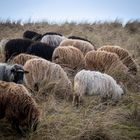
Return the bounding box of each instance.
[98,45,138,75]
[68,35,93,44]
[42,32,63,36]
[26,42,55,61]
[73,70,124,105]
[32,34,42,41]
[0,39,9,62]
[85,50,127,73]
[23,30,42,41]
[0,63,28,84]
[23,58,72,99]
[59,39,95,55]
[8,53,40,65]
[52,46,85,70]
[0,81,40,134]
[4,38,34,62]
[41,34,66,48]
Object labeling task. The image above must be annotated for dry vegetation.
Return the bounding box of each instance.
[0,19,140,140]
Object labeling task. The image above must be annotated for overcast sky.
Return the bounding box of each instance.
[0,0,140,23]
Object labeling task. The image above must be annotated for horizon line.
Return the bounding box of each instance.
[0,17,140,25]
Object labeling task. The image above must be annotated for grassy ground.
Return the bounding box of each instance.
[0,20,140,140]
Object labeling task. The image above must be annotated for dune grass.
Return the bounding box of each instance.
[0,20,140,140]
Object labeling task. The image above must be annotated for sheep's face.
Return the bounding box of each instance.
[10,64,29,84]
[112,85,124,101]
[118,90,123,98]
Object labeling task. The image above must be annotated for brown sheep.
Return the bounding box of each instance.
[59,39,95,55]
[98,45,137,75]
[85,50,128,75]
[0,81,40,134]
[52,46,85,70]
[0,39,9,62]
[8,53,40,65]
[23,58,72,99]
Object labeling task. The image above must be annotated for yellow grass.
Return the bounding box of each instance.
[0,20,140,140]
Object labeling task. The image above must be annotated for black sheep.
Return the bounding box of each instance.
[42,32,63,37]
[68,35,92,44]
[26,42,55,61]
[23,30,42,41]
[5,38,34,62]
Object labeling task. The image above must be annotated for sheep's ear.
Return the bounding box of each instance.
[24,70,29,74]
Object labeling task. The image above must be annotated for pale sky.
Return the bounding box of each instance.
[0,0,140,23]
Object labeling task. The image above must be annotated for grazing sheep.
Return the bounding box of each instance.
[32,34,42,41]
[98,45,137,75]
[41,34,66,48]
[59,39,95,55]
[85,50,127,73]
[23,30,42,41]
[68,35,93,44]
[26,42,55,61]
[52,46,85,70]
[73,70,124,105]
[0,39,9,61]
[0,63,28,84]
[42,32,63,36]
[23,58,72,99]
[4,38,34,62]
[8,53,40,65]
[0,81,40,134]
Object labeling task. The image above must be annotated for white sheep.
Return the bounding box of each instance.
[73,70,124,105]
[41,34,66,47]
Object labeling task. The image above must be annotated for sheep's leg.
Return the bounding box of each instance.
[72,94,79,107]
[34,83,39,91]
[72,95,76,106]
[78,94,83,106]
[74,94,81,107]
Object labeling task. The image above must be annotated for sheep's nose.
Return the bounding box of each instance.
[122,92,125,96]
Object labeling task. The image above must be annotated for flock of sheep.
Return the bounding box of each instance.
[0,30,138,135]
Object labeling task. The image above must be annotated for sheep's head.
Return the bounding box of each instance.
[10,64,29,84]
[112,82,126,102]
[119,82,126,95]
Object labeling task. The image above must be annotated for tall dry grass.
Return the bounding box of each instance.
[0,19,140,140]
